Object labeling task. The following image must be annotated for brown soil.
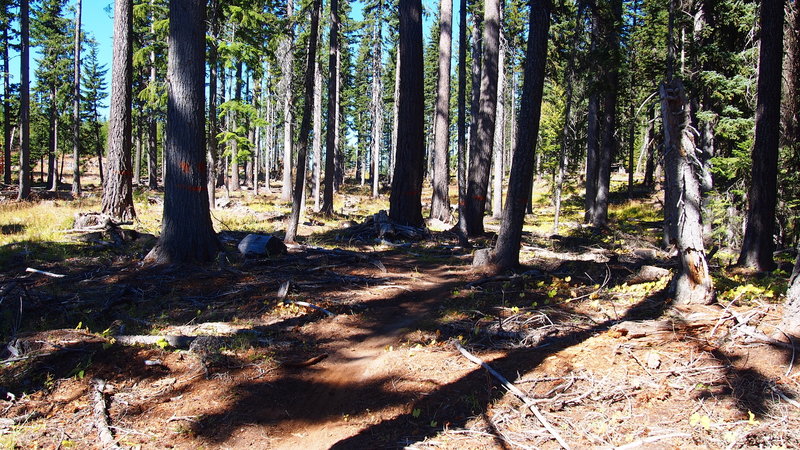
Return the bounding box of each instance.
[1,228,799,449]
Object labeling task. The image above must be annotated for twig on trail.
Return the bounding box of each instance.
[0,411,42,429]
[454,341,571,449]
[614,432,690,450]
[285,300,335,317]
[91,379,121,450]
[769,384,800,410]
[25,267,65,278]
[281,353,328,368]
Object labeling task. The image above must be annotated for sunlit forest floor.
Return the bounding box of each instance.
[0,163,798,449]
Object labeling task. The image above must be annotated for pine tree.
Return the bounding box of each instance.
[1,0,14,185]
[464,0,500,236]
[389,0,424,227]
[17,0,31,201]
[81,38,108,185]
[70,0,82,196]
[285,0,321,244]
[430,0,452,222]
[102,0,136,221]
[737,0,785,271]
[321,0,340,215]
[146,0,221,264]
[488,0,549,269]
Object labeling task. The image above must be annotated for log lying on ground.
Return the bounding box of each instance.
[625,265,671,285]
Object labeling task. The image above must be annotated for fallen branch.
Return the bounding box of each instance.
[454,341,571,449]
[285,300,335,317]
[91,379,121,450]
[281,353,328,368]
[614,432,690,450]
[0,411,42,429]
[25,267,65,278]
[112,335,196,349]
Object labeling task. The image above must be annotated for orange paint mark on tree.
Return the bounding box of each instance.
[180,161,192,174]
[179,183,206,193]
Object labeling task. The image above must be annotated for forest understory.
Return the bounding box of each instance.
[0,172,798,450]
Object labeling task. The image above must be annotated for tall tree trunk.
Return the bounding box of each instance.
[206,1,219,204]
[2,26,10,185]
[253,73,262,194]
[660,79,714,304]
[321,0,340,215]
[781,250,800,336]
[147,0,220,264]
[489,0,549,270]
[737,0,784,271]
[643,105,656,187]
[230,61,243,191]
[102,0,136,221]
[17,0,30,201]
[47,85,57,191]
[389,48,400,185]
[554,8,581,234]
[281,0,295,202]
[135,123,143,185]
[312,58,322,210]
[285,0,320,243]
[371,6,383,199]
[71,0,82,196]
[453,0,467,237]
[464,0,500,236]
[389,0,425,227]
[148,0,159,190]
[591,0,621,228]
[491,39,505,220]
[430,0,452,221]
[584,10,601,223]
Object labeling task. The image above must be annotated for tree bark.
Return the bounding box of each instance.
[389,0,425,227]
[206,0,219,204]
[371,5,383,199]
[47,85,57,191]
[490,0,550,270]
[490,38,505,220]
[781,250,800,336]
[71,0,82,197]
[2,25,10,185]
[453,0,467,238]
[590,0,621,228]
[321,0,340,215]
[102,0,136,221]
[17,0,30,201]
[389,47,400,185]
[312,57,322,210]
[430,0,452,222]
[464,0,500,236]
[285,0,320,244]
[146,0,220,265]
[281,0,295,202]
[737,0,784,272]
[660,79,714,305]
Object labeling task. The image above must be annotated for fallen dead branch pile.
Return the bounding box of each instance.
[337,210,428,244]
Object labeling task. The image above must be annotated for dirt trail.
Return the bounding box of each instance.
[223,266,470,449]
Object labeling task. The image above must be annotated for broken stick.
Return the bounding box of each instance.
[285,300,335,317]
[454,341,571,449]
[91,378,121,450]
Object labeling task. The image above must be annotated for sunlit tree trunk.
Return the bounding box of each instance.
[321,0,340,215]
[491,39,505,220]
[312,58,322,210]
[464,0,500,236]
[285,0,320,243]
[371,5,383,199]
[102,0,136,221]
[660,79,714,304]
[146,0,220,264]
[430,0,452,221]
[489,0,549,269]
[17,0,29,202]
[2,24,10,185]
[71,0,82,196]
[281,0,295,202]
[453,0,467,238]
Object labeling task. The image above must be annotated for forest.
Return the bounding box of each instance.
[0,0,798,448]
